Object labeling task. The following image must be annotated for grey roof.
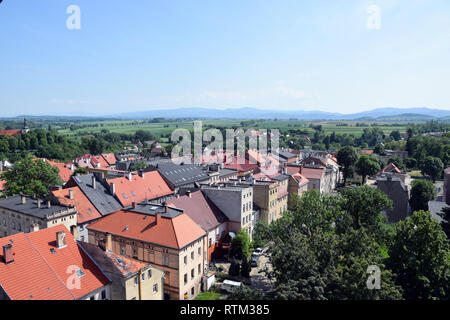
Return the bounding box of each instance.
[0,195,74,220]
[276,150,297,159]
[128,203,184,219]
[155,162,209,187]
[271,174,290,181]
[72,174,122,215]
[428,201,448,223]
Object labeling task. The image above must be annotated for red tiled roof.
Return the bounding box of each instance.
[88,210,206,249]
[223,156,258,172]
[101,153,117,166]
[292,173,309,186]
[380,163,402,174]
[90,155,109,168]
[107,172,173,207]
[41,159,74,182]
[0,130,21,136]
[361,150,374,155]
[168,191,228,232]
[0,225,110,300]
[286,166,301,175]
[52,187,102,224]
[300,167,325,180]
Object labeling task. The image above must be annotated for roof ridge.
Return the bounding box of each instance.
[23,232,76,300]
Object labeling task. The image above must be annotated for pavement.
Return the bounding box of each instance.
[249,253,273,291]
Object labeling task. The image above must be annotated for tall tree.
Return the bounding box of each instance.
[409,179,436,212]
[438,206,450,239]
[420,156,444,182]
[1,156,62,197]
[337,146,358,185]
[387,210,450,300]
[355,154,380,184]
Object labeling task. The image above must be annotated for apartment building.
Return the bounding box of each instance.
[201,184,255,239]
[80,242,165,300]
[0,225,111,300]
[0,195,77,238]
[87,203,207,300]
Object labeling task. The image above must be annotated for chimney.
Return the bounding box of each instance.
[187,191,192,198]
[2,244,14,264]
[138,170,145,179]
[69,189,74,200]
[106,233,112,251]
[176,194,180,199]
[92,175,96,190]
[47,201,51,208]
[37,199,41,208]
[31,223,39,232]
[132,201,138,209]
[128,172,132,181]
[156,213,162,224]
[21,195,26,204]
[110,182,116,195]
[70,163,74,171]
[56,230,66,248]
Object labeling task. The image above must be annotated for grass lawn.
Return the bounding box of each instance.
[194,291,222,300]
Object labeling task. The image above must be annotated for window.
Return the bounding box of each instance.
[191,251,194,260]
[147,269,152,278]
[141,273,145,281]
[184,273,187,284]
[90,296,95,301]
[198,247,201,255]
[191,269,194,279]
[101,290,106,300]
[163,255,169,266]
[121,246,125,255]
[134,276,138,287]
[153,284,158,292]
[191,287,195,296]
[184,256,187,264]
[198,264,201,274]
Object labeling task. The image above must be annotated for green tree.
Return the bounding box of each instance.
[240,257,252,278]
[337,146,358,185]
[1,156,62,197]
[374,143,385,155]
[387,210,450,299]
[438,206,450,240]
[390,130,401,141]
[355,154,381,184]
[230,230,251,261]
[409,179,436,212]
[129,161,148,172]
[421,156,444,182]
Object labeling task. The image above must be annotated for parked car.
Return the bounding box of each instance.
[222,280,242,293]
[251,256,259,268]
[252,247,264,257]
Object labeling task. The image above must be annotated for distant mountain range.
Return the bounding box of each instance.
[110,107,450,121]
[4,107,450,121]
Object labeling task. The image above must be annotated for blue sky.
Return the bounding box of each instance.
[1,0,450,116]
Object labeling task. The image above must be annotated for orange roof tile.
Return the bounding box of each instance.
[52,187,102,224]
[300,167,325,180]
[101,153,117,166]
[0,225,110,300]
[0,130,21,136]
[88,210,206,249]
[107,172,173,207]
[41,159,74,182]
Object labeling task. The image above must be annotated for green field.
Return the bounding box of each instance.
[57,119,408,138]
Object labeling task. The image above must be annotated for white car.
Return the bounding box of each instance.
[252,247,264,256]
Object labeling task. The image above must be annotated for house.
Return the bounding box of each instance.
[288,173,309,209]
[0,119,29,137]
[299,167,326,192]
[64,174,123,217]
[51,186,102,242]
[301,156,340,192]
[79,242,165,300]
[201,184,255,239]
[106,171,174,207]
[202,164,238,184]
[149,162,210,194]
[0,195,77,238]
[223,156,259,177]
[376,175,410,223]
[380,162,402,174]
[273,149,299,163]
[168,190,228,263]
[87,203,207,300]
[0,225,111,300]
[270,174,290,216]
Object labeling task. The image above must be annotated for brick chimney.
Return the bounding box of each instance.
[56,230,66,248]
[127,172,132,181]
[156,213,162,224]
[132,201,138,209]
[2,244,14,264]
[69,189,74,200]
[21,195,26,204]
[92,175,96,190]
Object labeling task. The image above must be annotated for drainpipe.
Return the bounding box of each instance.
[138,269,143,300]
